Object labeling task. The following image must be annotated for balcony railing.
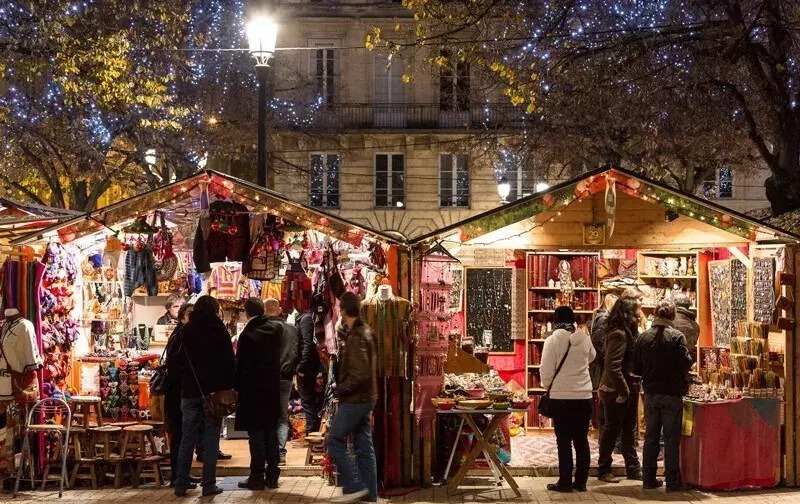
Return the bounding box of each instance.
[271,103,530,131]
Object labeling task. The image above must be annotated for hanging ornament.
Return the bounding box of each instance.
[211,221,221,232]
[721,214,733,228]
[228,225,239,236]
[542,193,555,207]
[605,177,617,238]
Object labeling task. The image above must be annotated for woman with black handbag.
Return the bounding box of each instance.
[169,295,236,497]
[161,303,202,489]
[540,306,596,493]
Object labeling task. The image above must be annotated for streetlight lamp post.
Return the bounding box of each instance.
[247,17,278,189]
[497,176,511,203]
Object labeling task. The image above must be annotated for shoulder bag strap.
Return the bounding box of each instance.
[182,344,206,398]
[546,338,573,393]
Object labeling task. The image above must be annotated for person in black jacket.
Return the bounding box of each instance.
[634,300,692,492]
[235,298,282,490]
[169,295,235,498]
[163,303,201,489]
[295,310,322,435]
[264,298,301,466]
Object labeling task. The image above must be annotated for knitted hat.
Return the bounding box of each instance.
[554,306,575,325]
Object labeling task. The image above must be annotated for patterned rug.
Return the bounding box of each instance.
[509,434,661,468]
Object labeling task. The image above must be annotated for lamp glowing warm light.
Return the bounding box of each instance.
[247,17,278,67]
[535,182,549,192]
[497,177,511,202]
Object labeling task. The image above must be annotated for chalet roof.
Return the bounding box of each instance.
[10,170,403,246]
[410,166,800,245]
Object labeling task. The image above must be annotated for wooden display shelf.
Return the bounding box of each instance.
[639,274,697,280]
[528,388,547,393]
[527,364,540,368]
[529,287,596,291]
[529,309,594,314]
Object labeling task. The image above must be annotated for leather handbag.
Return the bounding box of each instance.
[149,343,170,396]
[183,346,238,419]
[538,342,572,418]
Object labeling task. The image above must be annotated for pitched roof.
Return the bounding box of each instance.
[10,170,403,246]
[410,166,799,245]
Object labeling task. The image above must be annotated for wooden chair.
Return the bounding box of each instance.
[68,427,102,489]
[14,397,72,498]
[69,395,104,429]
[89,425,125,488]
[121,424,163,488]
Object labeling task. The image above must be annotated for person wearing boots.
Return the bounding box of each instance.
[295,309,322,435]
[235,298,282,490]
[597,296,643,483]
[635,300,692,492]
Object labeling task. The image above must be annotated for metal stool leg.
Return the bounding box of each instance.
[13,432,30,496]
[60,430,70,498]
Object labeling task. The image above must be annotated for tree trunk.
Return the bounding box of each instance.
[70,180,93,213]
[765,117,800,216]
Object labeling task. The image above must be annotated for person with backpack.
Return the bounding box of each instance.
[634,300,692,492]
[540,306,596,493]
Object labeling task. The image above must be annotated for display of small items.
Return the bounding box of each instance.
[643,255,695,277]
[99,360,145,421]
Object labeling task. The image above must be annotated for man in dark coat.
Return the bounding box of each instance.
[296,309,322,435]
[265,298,301,466]
[672,293,700,363]
[235,298,282,490]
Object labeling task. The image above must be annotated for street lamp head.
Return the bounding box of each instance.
[497,176,511,202]
[247,17,278,67]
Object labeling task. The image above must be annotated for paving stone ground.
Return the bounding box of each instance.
[2,477,800,504]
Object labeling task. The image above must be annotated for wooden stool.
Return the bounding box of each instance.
[68,427,102,489]
[142,420,168,453]
[109,421,137,429]
[121,424,162,488]
[305,433,326,466]
[89,425,125,488]
[70,396,104,429]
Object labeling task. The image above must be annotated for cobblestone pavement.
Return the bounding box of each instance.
[2,477,800,503]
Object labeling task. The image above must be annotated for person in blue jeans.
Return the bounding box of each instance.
[168,295,235,498]
[328,292,378,503]
[634,300,692,492]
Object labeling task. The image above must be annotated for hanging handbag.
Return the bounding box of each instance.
[183,345,238,419]
[149,340,171,396]
[0,320,40,404]
[537,341,572,418]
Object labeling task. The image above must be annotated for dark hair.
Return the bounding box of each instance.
[177,303,194,323]
[554,306,575,325]
[606,297,640,336]
[192,295,220,319]
[165,293,185,310]
[673,292,691,308]
[244,297,265,318]
[339,292,361,318]
[655,300,676,320]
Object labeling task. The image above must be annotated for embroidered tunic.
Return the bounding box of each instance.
[0,318,43,402]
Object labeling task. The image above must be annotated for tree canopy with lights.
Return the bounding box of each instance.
[376,0,800,214]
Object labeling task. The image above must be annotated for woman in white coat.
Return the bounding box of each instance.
[540,306,597,493]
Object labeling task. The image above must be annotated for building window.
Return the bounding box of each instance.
[502,166,537,202]
[309,153,340,208]
[310,41,339,107]
[375,154,405,208]
[439,50,470,112]
[439,153,470,208]
[701,166,734,200]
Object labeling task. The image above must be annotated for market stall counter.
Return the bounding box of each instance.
[681,396,781,490]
